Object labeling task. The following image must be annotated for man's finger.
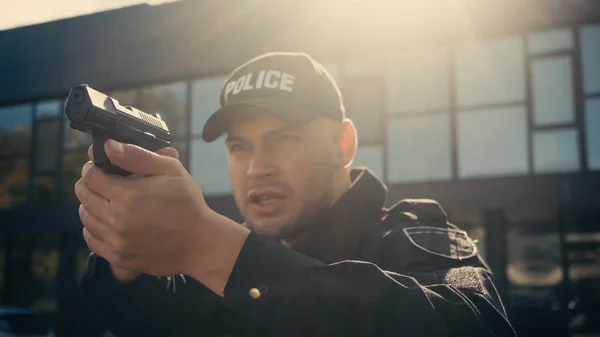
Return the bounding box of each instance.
[83,227,114,262]
[81,164,131,201]
[75,180,112,225]
[104,140,182,176]
[156,147,179,160]
[81,161,93,180]
[79,204,112,239]
[88,144,94,162]
[83,227,137,270]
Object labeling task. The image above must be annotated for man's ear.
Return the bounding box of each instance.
[337,118,358,168]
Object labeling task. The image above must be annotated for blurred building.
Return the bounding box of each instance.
[0,0,599,336]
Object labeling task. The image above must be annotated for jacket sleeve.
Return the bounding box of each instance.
[221,231,517,337]
[80,253,224,337]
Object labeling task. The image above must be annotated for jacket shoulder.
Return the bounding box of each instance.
[375,198,484,274]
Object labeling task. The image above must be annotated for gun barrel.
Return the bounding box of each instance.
[65,86,89,122]
[64,84,170,142]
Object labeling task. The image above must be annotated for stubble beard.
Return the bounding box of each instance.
[241,166,337,241]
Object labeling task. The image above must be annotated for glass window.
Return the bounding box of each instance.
[31,176,57,206]
[455,36,526,107]
[458,106,529,178]
[527,28,573,54]
[386,48,450,114]
[0,157,28,209]
[533,128,580,173]
[63,118,92,150]
[342,77,384,144]
[531,56,575,126]
[35,100,61,119]
[191,76,227,136]
[351,145,384,181]
[387,114,452,183]
[5,234,34,307]
[30,234,60,312]
[344,55,383,77]
[34,119,61,173]
[0,104,32,155]
[580,24,600,94]
[76,246,91,284]
[507,222,564,288]
[110,88,138,107]
[190,139,232,196]
[139,82,187,137]
[585,98,600,170]
[0,237,5,304]
[61,151,88,204]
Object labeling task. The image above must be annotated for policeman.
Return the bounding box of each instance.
[78,52,516,337]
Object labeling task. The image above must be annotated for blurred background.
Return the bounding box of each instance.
[0,0,599,336]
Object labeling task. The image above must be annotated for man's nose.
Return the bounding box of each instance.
[246,148,277,179]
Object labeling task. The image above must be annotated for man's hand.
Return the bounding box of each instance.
[75,139,250,294]
[83,144,180,283]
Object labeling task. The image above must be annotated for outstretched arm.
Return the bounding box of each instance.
[213,232,515,337]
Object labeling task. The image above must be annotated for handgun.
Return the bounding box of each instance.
[64,84,171,176]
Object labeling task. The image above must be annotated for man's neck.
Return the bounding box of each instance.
[330,168,352,207]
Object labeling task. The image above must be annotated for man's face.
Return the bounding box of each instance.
[225,108,339,239]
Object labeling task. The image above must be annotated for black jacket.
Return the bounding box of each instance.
[81,168,516,337]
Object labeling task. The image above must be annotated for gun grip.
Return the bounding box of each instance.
[93,135,131,176]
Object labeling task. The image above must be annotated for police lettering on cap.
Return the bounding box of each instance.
[223,70,295,103]
[201,52,346,143]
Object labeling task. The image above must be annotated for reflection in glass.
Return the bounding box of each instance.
[190,139,231,196]
[5,234,34,307]
[0,157,28,209]
[566,232,600,281]
[63,118,92,150]
[507,224,563,287]
[585,98,600,170]
[35,100,61,119]
[61,151,88,204]
[0,104,32,155]
[352,145,383,180]
[342,77,383,144]
[458,106,529,178]
[387,114,452,183]
[580,24,600,94]
[532,56,575,126]
[0,237,5,304]
[533,128,580,173]
[110,88,138,107]
[191,76,227,136]
[30,234,60,312]
[76,246,91,284]
[31,176,56,206]
[527,28,573,55]
[34,119,61,173]
[139,82,187,137]
[455,36,525,107]
[386,48,449,114]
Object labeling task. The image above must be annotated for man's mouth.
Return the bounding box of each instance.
[251,196,280,205]
[247,188,287,214]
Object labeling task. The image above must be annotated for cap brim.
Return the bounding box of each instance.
[201,97,315,142]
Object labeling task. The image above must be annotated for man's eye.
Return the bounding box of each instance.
[228,144,247,152]
[278,134,299,142]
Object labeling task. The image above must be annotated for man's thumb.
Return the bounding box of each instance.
[104,139,180,176]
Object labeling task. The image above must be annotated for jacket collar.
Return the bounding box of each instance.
[290,168,388,264]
